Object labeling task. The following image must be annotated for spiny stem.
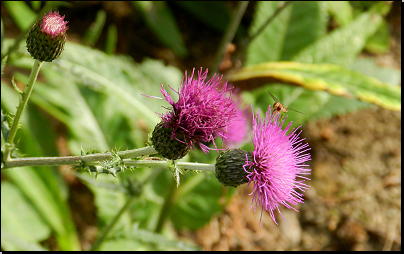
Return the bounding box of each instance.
[2,146,158,169]
[6,59,42,160]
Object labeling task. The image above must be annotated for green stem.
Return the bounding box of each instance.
[211,1,249,74]
[90,194,137,251]
[6,59,42,159]
[155,179,175,233]
[2,146,158,169]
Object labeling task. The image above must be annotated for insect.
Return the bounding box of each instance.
[268,91,305,118]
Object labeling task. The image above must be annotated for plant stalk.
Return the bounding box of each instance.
[5,59,42,159]
[2,146,158,169]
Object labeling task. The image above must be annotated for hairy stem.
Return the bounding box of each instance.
[5,59,42,159]
[2,146,158,169]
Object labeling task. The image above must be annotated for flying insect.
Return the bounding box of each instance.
[268,91,305,118]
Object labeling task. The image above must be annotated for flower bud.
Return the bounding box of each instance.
[151,122,190,160]
[26,10,69,62]
[215,149,253,187]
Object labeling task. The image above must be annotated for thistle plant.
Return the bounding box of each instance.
[2,1,396,251]
[215,106,312,225]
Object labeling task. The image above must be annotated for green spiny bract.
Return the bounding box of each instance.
[215,149,253,187]
[151,121,190,160]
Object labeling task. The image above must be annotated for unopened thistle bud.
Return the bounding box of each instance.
[151,122,190,160]
[215,149,253,187]
[26,10,69,62]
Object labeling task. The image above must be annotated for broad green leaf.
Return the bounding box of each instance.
[1,228,48,251]
[132,1,188,57]
[1,182,50,250]
[50,42,182,129]
[228,62,401,112]
[246,1,327,65]
[292,2,388,67]
[326,1,353,27]
[364,20,390,54]
[170,172,223,230]
[350,57,401,87]
[13,70,109,153]
[1,83,80,251]
[242,84,372,128]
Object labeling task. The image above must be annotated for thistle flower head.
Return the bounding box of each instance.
[154,68,237,158]
[244,105,311,225]
[26,10,69,62]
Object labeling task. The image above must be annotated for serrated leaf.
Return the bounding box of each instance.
[228,62,401,112]
[246,1,327,65]
[292,2,386,67]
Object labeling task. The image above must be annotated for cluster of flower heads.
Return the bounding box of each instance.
[151,68,311,225]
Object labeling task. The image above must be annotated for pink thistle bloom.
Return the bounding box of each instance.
[222,91,250,148]
[158,68,237,153]
[39,10,69,38]
[244,105,311,225]
[26,10,69,62]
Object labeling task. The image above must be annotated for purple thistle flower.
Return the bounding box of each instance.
[158,68,237,154]
[243,105,311,225]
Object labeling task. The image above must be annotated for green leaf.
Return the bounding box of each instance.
[326,1,353,27]
[246,1,327,65]
[292,2,386,67]
[242,84,373,128]
[1,228,48,251]
[105,24,118,55]
[49,42,182,129]
[170,173,223,230]
[1,182,50,250]
[2,1,36,31]
[108,228,202,250]
[1,83,81,251]
[132,1,188,57]
[350,57,401,87]
[228,62,401,112]
[82,9,107,47]
[364,20,390,54]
